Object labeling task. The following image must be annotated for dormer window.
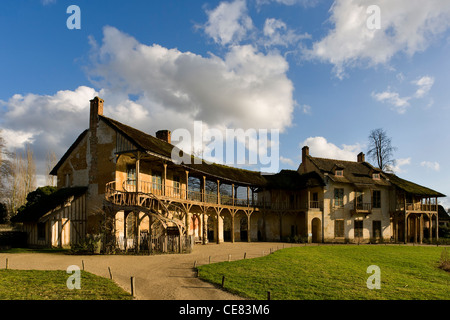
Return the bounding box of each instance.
[373,173,380,180]
[335,170,343,177]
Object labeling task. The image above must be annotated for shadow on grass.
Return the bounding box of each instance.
[0,247,70,254]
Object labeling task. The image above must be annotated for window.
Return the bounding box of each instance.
[372,190,381,208]
[334,188,344,207]
[335,220,344,238]
[373,221,382,239]
[173,176,180,196]
[354,220,363,238]
[373,173,380,180]
[335,170,343,177]
[152,171,162,193]
[37,223,46,240]
[356,191,363,205]
[126,165,136,186]
[311,192,319,208]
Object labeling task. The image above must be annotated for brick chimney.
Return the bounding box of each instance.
[357,152,365,163]
[156,130,171,144]
[90,97,104,130]
[301,146,310,173]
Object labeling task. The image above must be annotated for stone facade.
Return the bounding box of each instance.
[44,97,445,250]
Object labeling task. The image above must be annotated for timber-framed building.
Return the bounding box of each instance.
[13,97,446,252]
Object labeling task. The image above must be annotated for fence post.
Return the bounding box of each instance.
[108,267,113,280]
[5,258,8,270]
[222,276,226,288]
[131,276,136,298]
[267,291,271,300]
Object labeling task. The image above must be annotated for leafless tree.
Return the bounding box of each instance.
[4,144,36,216]
[46,150,57,186]
[367,128,397,172]
[0,131,12,202]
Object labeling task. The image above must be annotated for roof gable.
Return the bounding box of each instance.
[50,130,89,176]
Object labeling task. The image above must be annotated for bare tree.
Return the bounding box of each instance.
[5,144,37,217]
[24,144,36,195]
[367,128,397,172]
[0,131,12,205]
[46,150,57,186]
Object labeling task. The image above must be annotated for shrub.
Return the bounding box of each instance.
[438,248,450,272]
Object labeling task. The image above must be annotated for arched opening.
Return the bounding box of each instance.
[311,218,321,243]
[223,212,232,242]
[240,215,248,241]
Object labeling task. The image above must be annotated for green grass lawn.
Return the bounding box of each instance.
[198,245,450,300]
[0,270,132,300]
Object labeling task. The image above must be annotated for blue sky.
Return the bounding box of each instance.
[1,0,449,208]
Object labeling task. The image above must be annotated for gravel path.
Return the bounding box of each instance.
[0,242,296,300]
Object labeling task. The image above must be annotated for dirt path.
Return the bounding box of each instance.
[0,242,296,300]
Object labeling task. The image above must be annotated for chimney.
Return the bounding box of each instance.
[90,97,104,130]
[156,130,171,144]
[357,152,365,163]
[301,146,310,173]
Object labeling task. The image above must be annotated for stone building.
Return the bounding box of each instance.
[12,97,446,250]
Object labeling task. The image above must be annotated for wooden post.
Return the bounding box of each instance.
[135,151,140,200]
[5,258,8,270]
[247,213,251,243]
[82,260,85,271]
[404,195,408,244]
[130,277,135,298]
[221,276,226,288]
[202,176,206,203]
[267,291,271,300]
[217,180,220,205]
[209,256,212,264]
[124,211,128,251]
[436,201,439,243]
[244,252,247,259]
[231,184,235,206]
[163,163,167,197]
[228,254,231,262]
[231,211,235,243]
[108,267,113,280]
[185,171,189,200]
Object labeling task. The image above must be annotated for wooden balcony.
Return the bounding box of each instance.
[403,203,438,213]
[351,202,372,215]
[105,180,259,210]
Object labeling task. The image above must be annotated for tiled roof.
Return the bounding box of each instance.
[11,187,88,223]
[384,173,445,197]
[307,156,389,187]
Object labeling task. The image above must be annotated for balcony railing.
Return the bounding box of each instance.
[106,180,257,207]
[405,203,438,212]
[355,202,372,211]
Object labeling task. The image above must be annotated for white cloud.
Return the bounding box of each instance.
[300,136,363,161]
[88,26,295,132]
[389,157,411,173]
[420,161,440,172]
[41,0,56,5]
[303,0,450,78]
[371,89,410,114]
[256,0,318,7]
[280,156,295,167]
[204,0,253,46]
[300,104,312,115]
[262,18,311,47]
[413,76,435,98]
[372,75,435,114]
